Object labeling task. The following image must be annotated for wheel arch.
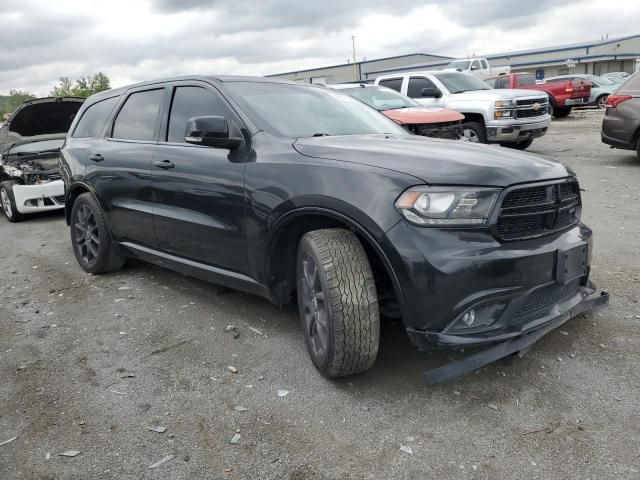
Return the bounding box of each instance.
[263,207,406,318]
[459,112,485,125]
[65,182,95,225]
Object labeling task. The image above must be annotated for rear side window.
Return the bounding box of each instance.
[407,77,436,98]
[378,78,403,92]
[167,86,228,143]
[516,74,536,87]
[481,60,489,69]
[496,76,509,89]
[112,89,164,141]
[619,72,640,95]
[72,97,118,138]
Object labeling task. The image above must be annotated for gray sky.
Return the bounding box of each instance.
[1,0,638,95]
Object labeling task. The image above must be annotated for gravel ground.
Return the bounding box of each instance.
[1,110,639,479]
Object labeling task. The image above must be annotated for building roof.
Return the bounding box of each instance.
[367,33,640,75]
[265,52,454,77]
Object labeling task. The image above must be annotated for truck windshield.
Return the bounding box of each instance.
[226,82,409,138]
[435,73,492,93]
[447,60,471,70]
[341,86,419,111]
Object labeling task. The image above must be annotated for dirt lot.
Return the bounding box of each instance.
[1,110,639,479]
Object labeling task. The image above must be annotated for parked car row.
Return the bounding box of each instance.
[0,73,612,384]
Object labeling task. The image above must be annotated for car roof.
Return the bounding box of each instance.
[85,75,306,103]
[328,83,380,89]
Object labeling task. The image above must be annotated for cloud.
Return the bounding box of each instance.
[0,0,638,95]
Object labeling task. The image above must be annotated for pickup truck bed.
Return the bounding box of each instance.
[486,73,591,118]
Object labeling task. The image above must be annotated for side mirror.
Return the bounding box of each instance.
[184,116,242,150]
[421,87,442,98]
[471,65,478,71]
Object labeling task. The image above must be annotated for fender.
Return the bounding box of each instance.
[263,205,407,319]
[64,180,99,225]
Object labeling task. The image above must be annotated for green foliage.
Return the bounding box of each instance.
[50,72,111,98]
[0,90,37,119]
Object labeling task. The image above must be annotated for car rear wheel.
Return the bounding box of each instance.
[553,106,572,118]
[461,122,487,143]
[296,229,380,378]
[0,181,24,223]
[596,95,609,109]
[70,192,125,274]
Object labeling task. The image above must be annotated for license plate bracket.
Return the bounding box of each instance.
[556,244,588,285]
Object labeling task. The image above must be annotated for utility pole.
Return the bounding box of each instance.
[351,36,358,81]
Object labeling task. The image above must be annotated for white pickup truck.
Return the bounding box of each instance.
[443,58,510,80]
[374,70,551,150]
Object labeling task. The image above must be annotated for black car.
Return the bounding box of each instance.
[601,71,640,158]
[60,76,607,383]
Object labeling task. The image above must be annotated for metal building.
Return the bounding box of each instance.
[267,34,640,83]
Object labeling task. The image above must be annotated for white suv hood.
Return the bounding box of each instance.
[452,89,547,101]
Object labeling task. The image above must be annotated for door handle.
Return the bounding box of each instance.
[88,154,104,162]
[153,160,175,170]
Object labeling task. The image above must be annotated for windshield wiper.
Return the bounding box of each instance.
[311,133,330,137]
[14,149,61,158]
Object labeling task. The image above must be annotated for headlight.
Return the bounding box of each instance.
[494,100,514,109]
[395,186,500,226]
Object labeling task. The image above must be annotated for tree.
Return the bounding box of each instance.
[0,89,37,118]
[50,72,111,98]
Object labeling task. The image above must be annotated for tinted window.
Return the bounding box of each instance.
[496,76,509,89]
[481,60,488,69]
[515,74,536,86]
[378,78,403,92]
[72,97,118,138]
[167,87,228,143]
[112,89,164,141]
[407,77,437,98]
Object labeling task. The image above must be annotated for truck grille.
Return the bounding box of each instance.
[515,97,549,119]
[513,279,581,324]
[495,180,580,241]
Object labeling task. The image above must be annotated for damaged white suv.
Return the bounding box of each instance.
[0,97,84,222]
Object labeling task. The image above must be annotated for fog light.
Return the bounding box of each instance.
[462,309,476,326]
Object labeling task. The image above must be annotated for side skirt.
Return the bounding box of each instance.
[118,242,270,299]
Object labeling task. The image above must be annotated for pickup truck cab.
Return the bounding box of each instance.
[486,73,592,118]
[443,58,510,80]
[375,71,550,150]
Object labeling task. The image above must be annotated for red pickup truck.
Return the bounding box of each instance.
[485,73,591,118]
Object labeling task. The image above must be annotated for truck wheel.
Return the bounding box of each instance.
[596,95,609,109]
[70,192,125,274]
[296,229,380,378]
[502,138,534,150]
[462,122,487,143]
[553,106,572,118]
[0,181,24,223]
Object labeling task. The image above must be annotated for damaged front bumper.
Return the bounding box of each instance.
[418,286,609,384]
[13,180,65,214]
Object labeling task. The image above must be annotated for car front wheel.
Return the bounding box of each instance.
[70,192,125,274]
[296,229,380,378]
[0,181,23,223]
[461,122,487,143]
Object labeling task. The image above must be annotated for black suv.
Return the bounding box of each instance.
[61,76,607,383]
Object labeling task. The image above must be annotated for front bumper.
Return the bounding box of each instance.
[422,289,609,384]
[13,180,65,214]
[381,221,608,383]
[486,116,550,143]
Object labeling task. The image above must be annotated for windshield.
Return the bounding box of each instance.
[447,60,471,70]
[585,75,615,86]
[341,86,419,111]
[7,138,65,154]
[226,82,408,138]
[435,73,491,93]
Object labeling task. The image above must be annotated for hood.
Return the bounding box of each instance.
[293,134,570,187]
[2,134,66,154]
[0,97,83,151]
[382,107,464,125]
[453,89,547,101]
